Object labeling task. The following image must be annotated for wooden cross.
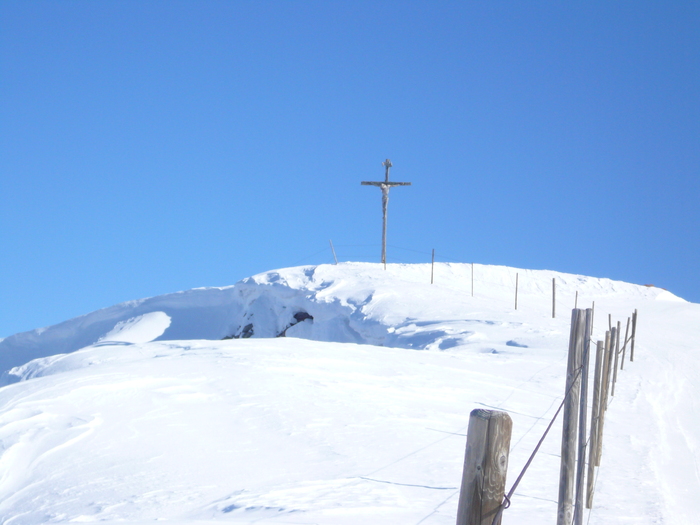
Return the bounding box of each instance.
[361,159,411,267]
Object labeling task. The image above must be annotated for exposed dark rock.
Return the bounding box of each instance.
[239,323,254,338]
[277,311,314,337]
[222,322,254,340]
[294,312,313,323]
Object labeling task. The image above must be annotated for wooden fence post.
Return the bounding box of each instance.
[456,409,513,525]
[573,308,592,525]
[557,309,583,525]
[611,321,621,396]
[586,340,604,508]
[630,309,638,362]
[620,317,630,370]
[596,331,612,466]
[605,327,616,409]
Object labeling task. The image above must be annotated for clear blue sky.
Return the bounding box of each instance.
[1,1,698,338]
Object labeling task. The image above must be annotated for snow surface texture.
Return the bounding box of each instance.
[0,262,698,524]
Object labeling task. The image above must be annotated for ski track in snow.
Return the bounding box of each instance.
[0,262,697,524]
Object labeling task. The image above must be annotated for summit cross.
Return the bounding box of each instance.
[361,159,412,267]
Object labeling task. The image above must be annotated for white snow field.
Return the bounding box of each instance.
[0,262,698,524]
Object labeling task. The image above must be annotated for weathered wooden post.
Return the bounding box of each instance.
[605,327,616,409]
[575,290,578,309]
[611,321,621,396]
[620,317,630,370]
[574,308,592,525]
[456,409,512,525]
[630,309,638,361]
[595,331,612,465]
[586,340,604,508]
[557,309,583,525]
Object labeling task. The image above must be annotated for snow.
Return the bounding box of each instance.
[654,288,687,302]
[97,311,172,344]
[0,262,698,524]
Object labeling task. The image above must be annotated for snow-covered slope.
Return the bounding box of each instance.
[0,263,698,524]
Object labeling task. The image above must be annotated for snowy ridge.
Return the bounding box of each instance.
[0,263,698,524]
[0,263,671,384]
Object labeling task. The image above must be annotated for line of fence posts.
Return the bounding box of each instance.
[555,307,640,519]
[424,261,583,319]
[322,253,639,338]
[455,307,639,524]
[425,269,640,363]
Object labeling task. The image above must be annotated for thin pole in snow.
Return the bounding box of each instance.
[329,240,338,265]
[630,309,638,361]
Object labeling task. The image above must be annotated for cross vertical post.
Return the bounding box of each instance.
[361,159,412,267]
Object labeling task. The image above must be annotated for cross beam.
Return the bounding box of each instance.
[361,159,411,267]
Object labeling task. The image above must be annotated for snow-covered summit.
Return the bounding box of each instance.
[0,262,674,384]
[0,263,698,524]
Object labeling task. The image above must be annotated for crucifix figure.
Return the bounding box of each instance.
[361,159,411,267]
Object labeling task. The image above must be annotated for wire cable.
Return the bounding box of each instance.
[491,365,584,525]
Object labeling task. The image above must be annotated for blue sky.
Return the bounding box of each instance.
[1,1,698,337]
